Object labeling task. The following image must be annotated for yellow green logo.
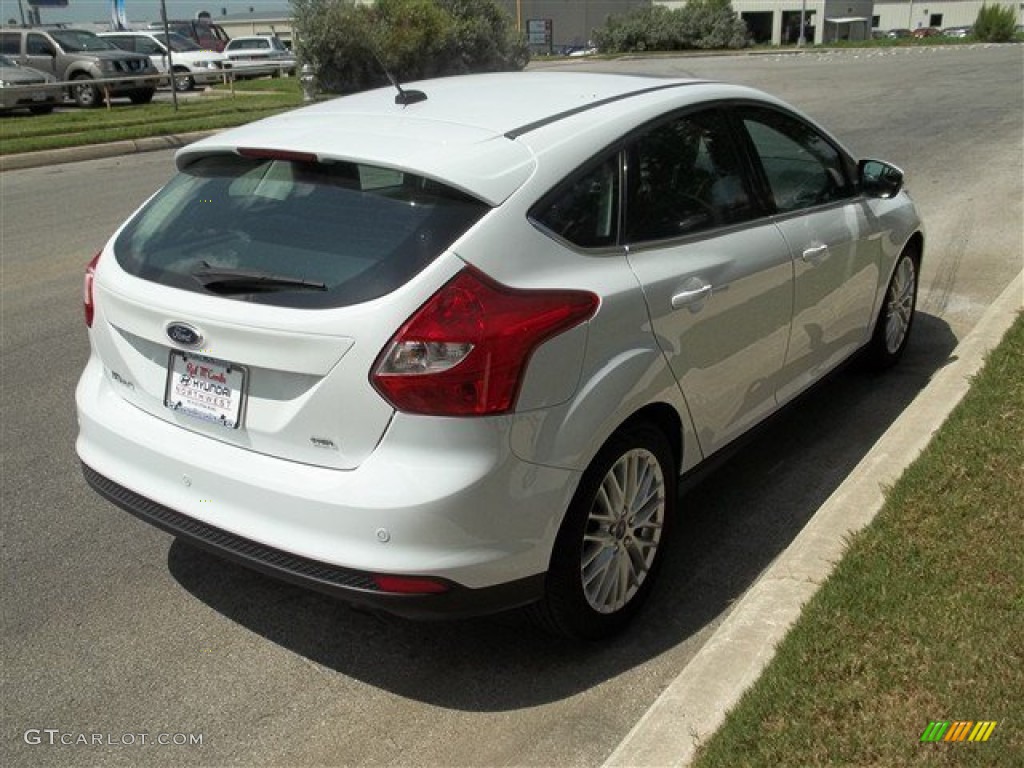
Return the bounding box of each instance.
[920,721,997,742]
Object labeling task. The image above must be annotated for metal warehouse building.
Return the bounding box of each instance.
[658,1,1021,46]
[191,1,1024,53]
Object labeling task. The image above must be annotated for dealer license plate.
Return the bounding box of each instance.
[164,351,247,429]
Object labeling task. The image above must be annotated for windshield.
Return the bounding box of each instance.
[156,32,202,52]
[50,30,118,52]
[115,155,490,309]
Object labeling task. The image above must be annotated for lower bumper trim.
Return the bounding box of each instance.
[81,462,545,619]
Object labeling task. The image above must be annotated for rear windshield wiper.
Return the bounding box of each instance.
[192,265,327,294]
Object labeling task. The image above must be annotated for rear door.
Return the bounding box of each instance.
[736,106,881,403]
[622,108,795,456]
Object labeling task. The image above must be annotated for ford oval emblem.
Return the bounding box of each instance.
[166,322,203,348]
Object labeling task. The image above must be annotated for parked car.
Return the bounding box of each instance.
[222,35,295,77]
[77,72,923,640]
[912,27,942,38]
[0,53,61,114]
[100,31,229,91]
[146,18,230,52]
[0,27,159,107]
[885,28,912,38]
[941,26,972,38]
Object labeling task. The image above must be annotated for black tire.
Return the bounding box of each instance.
[129,89,155,105]
[29,105,54,115]
[172,68,195,92]
[71,75,100,108]
[529,422,677,641]
[865,245,919,370]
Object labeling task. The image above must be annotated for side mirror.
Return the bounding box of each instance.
[859,159,904,199]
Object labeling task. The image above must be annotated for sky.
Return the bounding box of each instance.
[2,0,293,25]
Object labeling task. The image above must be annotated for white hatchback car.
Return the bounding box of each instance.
[77,72,923,639]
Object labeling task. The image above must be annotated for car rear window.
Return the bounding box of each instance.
[114,154,489,308]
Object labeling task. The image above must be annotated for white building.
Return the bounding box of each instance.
[658,1,1022,44]
[873,0,1021,32]
[659,0,874,44]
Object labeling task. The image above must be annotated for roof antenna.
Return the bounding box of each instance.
[369,46,427,106]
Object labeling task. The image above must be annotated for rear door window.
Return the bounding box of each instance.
[0,33,20,56]
[114,154,489,308]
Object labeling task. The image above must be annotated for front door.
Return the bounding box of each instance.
[737,106,881,403]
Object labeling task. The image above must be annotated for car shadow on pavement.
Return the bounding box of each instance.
[168,311,957,712]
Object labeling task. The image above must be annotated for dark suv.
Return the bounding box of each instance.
[0,28,160,107]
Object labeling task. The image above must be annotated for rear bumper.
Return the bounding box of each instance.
[0,86,61,110]
[76,355,578,617]
[82,463,544,619]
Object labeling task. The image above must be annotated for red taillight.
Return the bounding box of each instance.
[372,267,599,416]
[372,575,450,594]
[84,251,101,328]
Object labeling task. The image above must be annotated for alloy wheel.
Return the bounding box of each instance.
[885,256,917,354]
[581,448,666,614]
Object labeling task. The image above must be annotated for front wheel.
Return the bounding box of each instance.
[172,68,194,92]
[71,74,100,108]
[530,422,676,640]
[865,246,919,369]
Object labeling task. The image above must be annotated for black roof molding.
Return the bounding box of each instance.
[505,80,711,139]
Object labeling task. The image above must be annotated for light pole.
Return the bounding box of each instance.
[798,0,807,46]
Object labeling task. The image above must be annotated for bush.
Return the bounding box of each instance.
[594,0,747,53]
[593,6,686,53]
[682,0,749,50]
[291,0,528,95]
[973,2,1017,42]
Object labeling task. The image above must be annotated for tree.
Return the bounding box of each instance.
[290,0,528,95]
[593,0,747,54]
[973,2,1017,43]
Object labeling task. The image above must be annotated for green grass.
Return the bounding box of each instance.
[694,314,1024,766]
[0,88,301,155]
[210,76,303,94]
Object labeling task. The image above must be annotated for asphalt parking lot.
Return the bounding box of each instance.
[2,44,1021,768]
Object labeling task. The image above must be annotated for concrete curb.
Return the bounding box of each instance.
[0,130,218,173]
[603,270,1023,768]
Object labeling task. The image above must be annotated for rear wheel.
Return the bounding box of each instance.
[865,246,919,369]
[530,422,676,640]
[129,89,155,105]
[71,74,100,108]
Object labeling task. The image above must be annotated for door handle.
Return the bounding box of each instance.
[671,278,713,311]
[801,244,830,265]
